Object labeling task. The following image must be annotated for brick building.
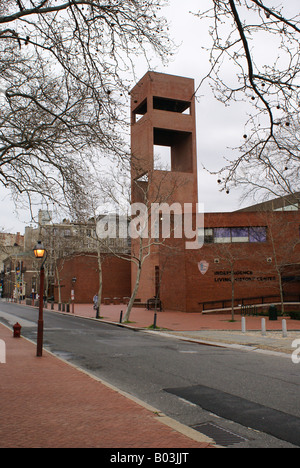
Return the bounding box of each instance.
[158,210,300,313]
[0,232,24,270]
[129,72,300,313]
[53,254,131,304]
[2,251,41,301]
[2,72,299,312]
[2,210,131,303]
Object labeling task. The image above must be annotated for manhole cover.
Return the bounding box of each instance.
[191,422,247,447]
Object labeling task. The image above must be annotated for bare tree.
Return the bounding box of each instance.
[256,211,300,315]
[201,226,251,321]
[97,156,191,323]
[195,1,300,201]
[0,0,173,210]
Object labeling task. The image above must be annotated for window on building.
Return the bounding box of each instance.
[132,99,147,123]
[202,227,267,244]
[154,145,171,171]
[214,228,231,243]
[204,228,214,244]
[153,128,193,173]
[249,226,267,243]
[153,96,191,115]
[231,227,250,243]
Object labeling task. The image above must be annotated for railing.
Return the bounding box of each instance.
[199,294,300,312]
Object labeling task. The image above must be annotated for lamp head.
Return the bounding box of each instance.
[33,241,46,259]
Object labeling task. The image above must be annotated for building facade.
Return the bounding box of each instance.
[159,210,300,312]
[130,72,300,313]
[2,72,299,312]
[2,211,131,303]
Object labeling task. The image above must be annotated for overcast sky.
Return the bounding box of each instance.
[0,0,296,233]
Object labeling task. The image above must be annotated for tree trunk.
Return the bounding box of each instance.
[231,269,235,321]
[278,273,285,316]
[123,261,142,323]
[56,265,62,305]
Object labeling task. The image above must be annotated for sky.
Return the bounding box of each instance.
[0,0,296,234]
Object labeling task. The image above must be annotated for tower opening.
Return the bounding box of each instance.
[153,128,193,173]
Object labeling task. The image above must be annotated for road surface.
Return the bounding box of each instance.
[1,301,299,448]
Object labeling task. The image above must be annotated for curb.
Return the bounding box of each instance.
[16,303,295,358]
[3,302,294,359]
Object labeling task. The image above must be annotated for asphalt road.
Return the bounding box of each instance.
[1,301,300,448]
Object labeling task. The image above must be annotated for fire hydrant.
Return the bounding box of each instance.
[13,322,22,338]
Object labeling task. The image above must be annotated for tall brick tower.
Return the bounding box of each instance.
[129,72,199,304]
[130,71,198,209]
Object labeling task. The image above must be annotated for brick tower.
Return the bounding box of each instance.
[129,72,199,303]
[130,71,198,209]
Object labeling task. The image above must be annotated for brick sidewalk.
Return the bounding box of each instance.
[16,300,300,331]
[52,302,300,332]
[0,323,213,449]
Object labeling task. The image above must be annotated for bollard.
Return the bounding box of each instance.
[153,312,157,329]
[269,305,278,321]
[241,316,246,333]
[119,310,123,323]
[261,318,266,336]
[282,319,287,338]
[51,302,54,310]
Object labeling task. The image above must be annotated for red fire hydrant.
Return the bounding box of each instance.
[13,322,22,338]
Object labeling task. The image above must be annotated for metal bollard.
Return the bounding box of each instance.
[153,312,157,329]
[282,319,287,338]
[261,318,266,336]
[119,310,123,323]
[241,316,246,333]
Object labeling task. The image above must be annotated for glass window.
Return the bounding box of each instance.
[231,227,249,243]
[204,228,214,244]
[249,227,267,243]
[214,228,231,243]
[203,226,267,244]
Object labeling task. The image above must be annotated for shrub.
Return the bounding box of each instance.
[290,311,300,320]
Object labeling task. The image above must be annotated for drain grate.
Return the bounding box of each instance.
[191,422,247,447]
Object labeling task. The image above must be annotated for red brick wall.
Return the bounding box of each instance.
[54,254,131,304]
[158,211,300,312]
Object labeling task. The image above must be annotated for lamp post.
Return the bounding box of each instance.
[71,277,77,314]
[33,241,47,357]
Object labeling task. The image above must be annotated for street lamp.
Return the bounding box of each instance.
[71,277,77,314]
[33,241,47,357]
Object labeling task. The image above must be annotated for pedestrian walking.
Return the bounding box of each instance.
[93,294,98,310]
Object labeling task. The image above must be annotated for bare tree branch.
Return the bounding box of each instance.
[195,0,300,201]
[0,0,173,210]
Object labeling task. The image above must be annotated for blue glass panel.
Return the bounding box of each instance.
[249,227,267,242]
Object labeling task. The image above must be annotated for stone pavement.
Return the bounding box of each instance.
[0,321,213,449]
